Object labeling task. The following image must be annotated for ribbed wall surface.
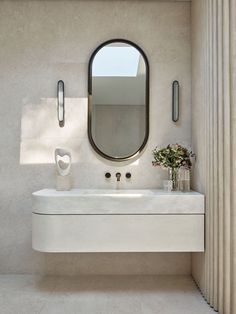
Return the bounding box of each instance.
[191,0,234,313]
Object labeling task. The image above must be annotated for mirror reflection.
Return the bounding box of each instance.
[88,40,149,161]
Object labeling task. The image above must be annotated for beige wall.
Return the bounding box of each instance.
[0,0,191,274]
[231,0,236,312]
[191,0,206,290]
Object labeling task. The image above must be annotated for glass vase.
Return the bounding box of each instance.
[168,168,179,191]
[178,167,190,192]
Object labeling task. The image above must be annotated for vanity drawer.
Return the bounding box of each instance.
[32,214,204,253]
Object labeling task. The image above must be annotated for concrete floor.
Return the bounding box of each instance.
[0,275,215,314]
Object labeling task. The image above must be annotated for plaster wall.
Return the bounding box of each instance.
[0,0,191,274]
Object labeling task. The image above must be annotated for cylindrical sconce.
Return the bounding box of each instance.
[57,80,65,127]
[172,80,179,122]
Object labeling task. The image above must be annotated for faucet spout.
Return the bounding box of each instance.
[116,172,121,182]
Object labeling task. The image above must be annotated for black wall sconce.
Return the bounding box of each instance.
[172,80,179,122]
[57,80,65,127]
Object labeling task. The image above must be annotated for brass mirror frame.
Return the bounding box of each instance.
[88,39,149,162]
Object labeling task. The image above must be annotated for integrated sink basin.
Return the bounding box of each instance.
[33,189,204,215]
[32,189,205,253]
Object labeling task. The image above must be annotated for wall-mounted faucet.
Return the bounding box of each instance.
[116,172,121,182]
[105,172,131,181]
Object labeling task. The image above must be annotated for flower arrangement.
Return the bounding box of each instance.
[152,143,195,170]
[152,144,195,190]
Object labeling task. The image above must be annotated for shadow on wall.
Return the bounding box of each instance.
[19,97,143,166]
[19,93,156,174]
[20,97,87,164]
[19,96,162,191]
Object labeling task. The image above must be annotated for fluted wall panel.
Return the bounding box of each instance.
[192,0,233,313]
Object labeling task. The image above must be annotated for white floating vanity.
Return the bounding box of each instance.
[32,189,204,253]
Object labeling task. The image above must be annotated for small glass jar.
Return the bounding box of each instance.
[178,168,190,192]
[163,180,173,192]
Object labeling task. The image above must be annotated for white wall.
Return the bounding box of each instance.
[0,0,191,274]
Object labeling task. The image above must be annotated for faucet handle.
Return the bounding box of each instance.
[105,172,111,179]
[126,172,131,179]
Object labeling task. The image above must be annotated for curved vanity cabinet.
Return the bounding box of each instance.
[32,189,204,253]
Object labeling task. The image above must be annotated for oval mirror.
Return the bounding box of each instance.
[88,39,149,161]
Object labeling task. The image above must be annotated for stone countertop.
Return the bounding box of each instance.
[32,189,204,215]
